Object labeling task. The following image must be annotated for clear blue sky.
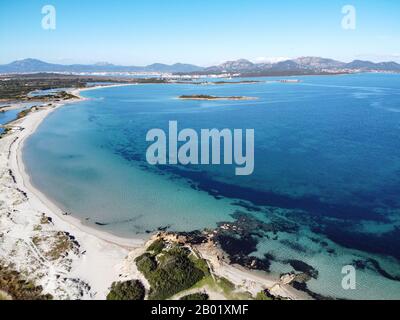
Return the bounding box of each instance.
[1,0,399,66]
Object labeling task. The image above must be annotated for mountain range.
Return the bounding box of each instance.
[1,57,400,75]
[0,58,203,74]
[201,57,400,75]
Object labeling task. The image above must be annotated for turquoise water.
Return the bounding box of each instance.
[24,74,400,299]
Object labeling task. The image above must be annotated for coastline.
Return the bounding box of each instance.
[1,84,147,299]
[0,83,307,300]
[16,83,145,248]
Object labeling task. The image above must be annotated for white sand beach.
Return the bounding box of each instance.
[0,85,307,300]
[0,85,146,299]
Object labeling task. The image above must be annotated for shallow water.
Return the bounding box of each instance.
[0,109,20,134]
[24,73,400,299]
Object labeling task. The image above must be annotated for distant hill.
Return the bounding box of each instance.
[293,57,346,69]
[201,56,400,76]
[205,59,259,73]
[0,59,204,74]
[344,60,400,71]
[1,57,400,75]
[144,63,203,73]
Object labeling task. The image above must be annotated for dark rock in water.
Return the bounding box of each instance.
[326,248,336,255]
[232,201,262,212]
[352,258,400,282]
[95,221,108,226]
[157,225,171,232]
[353,259,368,270]
[218,211,298,238]
[190,184,199,191]
[291,281,334,300]
[213,212,301,271]
[216,234,258,256]
[280,239,308,253]
[308,236,328,247]
[230,255,271,272]
[161,164,384,222]
[292,272,312,283]
[264,252,275,262]
[317,223,400,261]
[176,230,208,245]
[285,260,319,279]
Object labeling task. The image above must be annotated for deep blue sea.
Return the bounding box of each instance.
[24,73,400,299]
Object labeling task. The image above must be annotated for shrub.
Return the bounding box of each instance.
[0,265,52,300]
[107,280,145,300]
[147,239,165,255]
[136,246,205,300]
[136,253,157,275]
[180,293,209,300]
[190,255,210,276]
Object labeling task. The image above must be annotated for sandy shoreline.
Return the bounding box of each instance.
[1,84,147,299]
[16,84,145,248]
[0,83,307,300]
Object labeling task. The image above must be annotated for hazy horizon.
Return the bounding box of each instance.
[3,54,400,68]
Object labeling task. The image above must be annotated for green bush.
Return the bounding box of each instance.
[190,255,210,276]
[136,247,205,300]
[254,289,285,300]
[136,253,157,275]
[107,280,145,300]
[180,292,209,300]
[147,239,165,255]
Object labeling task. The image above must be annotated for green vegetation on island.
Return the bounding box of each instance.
[135,239,206,300]
[0,73,170,101]
[17,107,36,119]
[131,235,284,301]
[0,74,87,100]
[180,292,209,300]
[107,280,145,300]
[212,80,261,85]
[147,238,165,255]
[179,94,257,100]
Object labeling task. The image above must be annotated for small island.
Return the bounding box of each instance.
[178,95,258,101]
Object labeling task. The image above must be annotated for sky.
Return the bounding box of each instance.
[0,0,399,66]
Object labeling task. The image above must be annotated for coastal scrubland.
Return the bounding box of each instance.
[0,264,53,300]
[107,280,146,300]
[135,241,205,300]
[104,235,294,301]
[0,73,168,101]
